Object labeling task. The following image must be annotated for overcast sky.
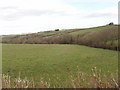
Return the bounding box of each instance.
[0,0,119,35]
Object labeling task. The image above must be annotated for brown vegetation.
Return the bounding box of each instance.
[75,28,118,50]
[2,28,118,50]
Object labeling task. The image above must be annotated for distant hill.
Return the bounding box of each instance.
[2,25,119,50]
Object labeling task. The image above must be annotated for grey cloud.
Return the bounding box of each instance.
[0,8,72,21]
[85,12,117,18]
[0,6,18,10]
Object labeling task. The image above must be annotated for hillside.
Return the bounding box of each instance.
[2,25,119,50]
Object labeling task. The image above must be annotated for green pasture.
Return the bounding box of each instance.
[2,44,118,86]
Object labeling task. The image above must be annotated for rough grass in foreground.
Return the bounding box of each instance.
[2,67,118,88]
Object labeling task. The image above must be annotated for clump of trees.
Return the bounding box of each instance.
[108,22,114,25]
[55,29,59,31]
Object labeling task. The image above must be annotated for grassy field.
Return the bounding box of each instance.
[2,44,118,87]
[69,25,118,35]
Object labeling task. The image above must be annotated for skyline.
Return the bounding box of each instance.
[0,0,119,35]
